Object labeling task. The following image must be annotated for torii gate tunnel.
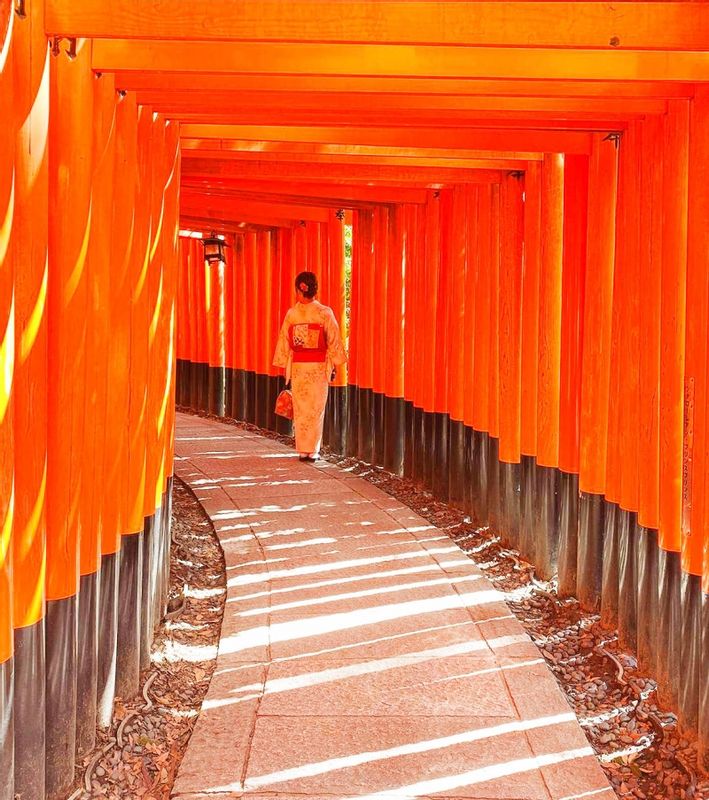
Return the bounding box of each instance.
[1,1,709,798]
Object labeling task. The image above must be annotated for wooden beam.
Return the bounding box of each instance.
[170,112,633,130]
[181,139,543,162]
[181,194,332,223]
[179,125,593,155]
[182,157,505,185]
[179,148,529,171]
[137,91,668,117]
[181,215,288,233]
[115,74,694,99]
[181,180,430,205]
[47,1,709,51]
[93,41,709,83]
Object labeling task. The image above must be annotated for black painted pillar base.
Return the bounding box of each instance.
[699,593,709,771]
[231,368,247,421]
[162,482,173,618]
[679,572,702,736]
[254,373,269,430]
[76,570,99,756]
[357,388,374,464]
[557,471,579,598]
[519,455,536,565]
[432,413,450,502]
[486,437,501,533]
[46,594,77,800]
[116,531,143,699]
[175,359,185,406]
[498,460,521,549]
[657,548,682,708]
[471,431,490,526]
[422,411,435,492]
[243,370,256,425]
[0,656,13,800]
[462,425,474,519]
[617,510,638,651]
[533,464,559,582]
[224,366,233,418]
[383,396,405,476]
[325,385,347,455]
[600,502,619,629]
[344,385,358,458]
[141,509,163,670]
[373,391,385,468]
[402,401,415,480]
[412,407,425,488]
[447,419,466,510]
[208,365,226,417]
[97,551,119,729]
[577,491,605,611]
[14,619,45,800]
[636,527,659,675]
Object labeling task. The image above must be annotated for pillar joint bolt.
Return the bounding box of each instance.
[602,131,623,148]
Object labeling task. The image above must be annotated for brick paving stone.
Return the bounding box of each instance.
[171,413,612,800]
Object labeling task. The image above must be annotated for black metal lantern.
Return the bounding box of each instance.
[202,232,228,265]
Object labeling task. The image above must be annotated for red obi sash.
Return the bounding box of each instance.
[290,322,327,363]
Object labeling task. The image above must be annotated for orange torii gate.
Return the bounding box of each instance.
[1,1,709,799]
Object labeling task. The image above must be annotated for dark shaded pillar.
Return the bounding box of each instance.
[498,460,521,549]
[600,502,619,629]
[534,464,559,581]
[432,413,450,501]
[45,595,77,800]
[0,655,13,800]
[679,572,702,736]
[447,419,466,510]
[13,620,45,800]
[115,531,143,699]
[657,548,682,708]
[383,396,405,476]
[617,510,638,650]
[557,471,579,598]
[76,571,99,756]
[96,551,119,729]
[576,491,605,611]
[635,527,659,675]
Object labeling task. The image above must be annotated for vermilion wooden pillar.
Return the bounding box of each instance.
[519,162,541,562]
[577,134,618,611]
[0,6,15,797]
[657,100,690,710]
[556,154,588,599]
[46,37,95,800]
[461,188,479,518]
[471,187,491,522]
[676,92,707,735]
[684,87,709,763]
[498,173,524,546]
[535,153,564,580]
[117,102,152,702]
[100,90,137,730]
[635,115,663,676]
[11,2,48,796]
[372,206,388,469]
[76,69,116,758]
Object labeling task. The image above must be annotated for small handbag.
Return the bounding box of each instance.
[275,386,293,419]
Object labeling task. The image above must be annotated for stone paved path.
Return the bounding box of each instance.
[171,412,613,800]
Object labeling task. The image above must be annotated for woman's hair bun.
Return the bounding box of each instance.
[295,271,318,299]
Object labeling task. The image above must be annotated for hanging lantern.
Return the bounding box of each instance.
[202,232,228,265]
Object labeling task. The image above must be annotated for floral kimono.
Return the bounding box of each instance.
[273,301,347,457]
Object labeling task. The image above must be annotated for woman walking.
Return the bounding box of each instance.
[273,271,347,461]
